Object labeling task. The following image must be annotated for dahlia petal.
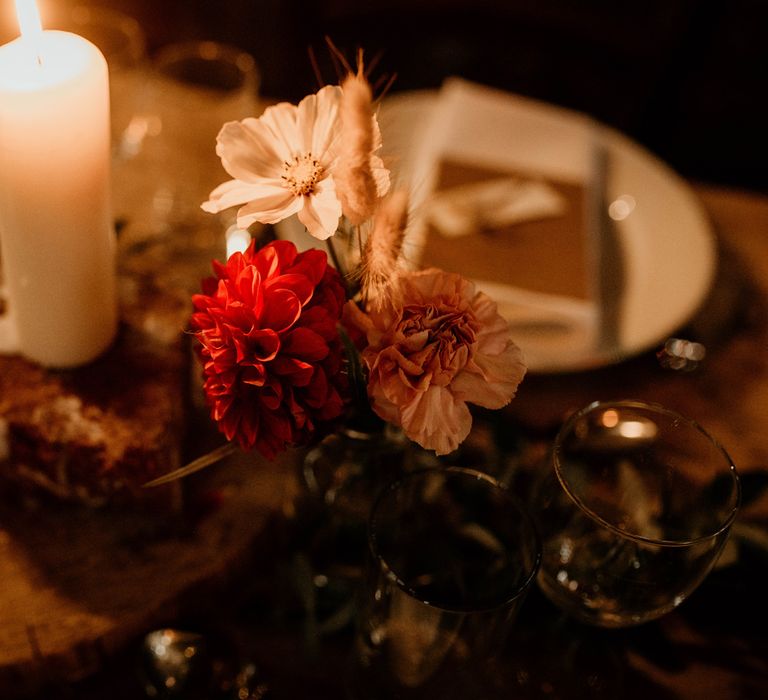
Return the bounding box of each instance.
[300,306,339,341]
[290,407,308,431]
[211,257,233,282]
[318,267,347,313]
[271,356,314,386]
[289,248,329,288]
[259,287,302,332]
[264,274,314,307]
[282,326,329,362]
[256,239,297,279]
[260,406,293,443]
[190,308,215,330]
[259,384,283,410]
[233,264,262,308]
[317,387,344,421]
[234,409,259,450]
[209,342,236,365]
[198,274,219,296]
[241,364,266,387]
[302,367,328,408]
[210,393,234,421]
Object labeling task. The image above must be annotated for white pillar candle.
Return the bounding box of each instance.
[0,2,117,368]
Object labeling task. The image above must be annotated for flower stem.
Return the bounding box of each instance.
[356,224,364,260]
[142,442,239,487]
[325,235,354,299]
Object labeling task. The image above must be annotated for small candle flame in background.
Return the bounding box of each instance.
[225,224,251,258]
[15,0,44,64]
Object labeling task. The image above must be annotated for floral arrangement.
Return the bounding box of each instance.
[148,60,526,485]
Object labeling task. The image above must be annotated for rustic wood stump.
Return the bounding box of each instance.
[0,450,295,697]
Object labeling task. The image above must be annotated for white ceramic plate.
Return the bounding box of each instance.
[279,80,716,374]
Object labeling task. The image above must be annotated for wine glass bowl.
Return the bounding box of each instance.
[534,400,741,627]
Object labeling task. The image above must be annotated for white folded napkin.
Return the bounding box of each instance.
[425,176,566,238]
[400,78,602,372]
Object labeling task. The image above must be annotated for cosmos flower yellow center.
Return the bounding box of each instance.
[282,153,324,196]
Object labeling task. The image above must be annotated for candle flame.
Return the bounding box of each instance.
[14,0,44,64]
[225,225,251,258]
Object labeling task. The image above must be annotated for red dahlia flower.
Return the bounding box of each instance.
[191,240,348,459]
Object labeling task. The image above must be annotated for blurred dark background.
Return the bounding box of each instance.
[4,0,767,192]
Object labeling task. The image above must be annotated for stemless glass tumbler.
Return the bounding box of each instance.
[535,400,741,627]
[139,40,258,236]
[50,5,147,158]
[351,467,541,699]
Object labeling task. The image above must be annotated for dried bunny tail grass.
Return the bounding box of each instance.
[359,190,410,310]
[335,67,378,225]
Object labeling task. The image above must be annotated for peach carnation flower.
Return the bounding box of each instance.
[344,269,526,454]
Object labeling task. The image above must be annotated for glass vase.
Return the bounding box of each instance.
[291,422,427,641]
[301,423,412,521]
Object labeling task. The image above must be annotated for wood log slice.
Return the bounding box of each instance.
[0,449,296,697]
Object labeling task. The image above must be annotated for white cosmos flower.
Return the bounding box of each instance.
[202,85,344,240]
[202,86,341,240]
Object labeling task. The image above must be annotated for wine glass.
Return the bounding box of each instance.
[534,399,741,627]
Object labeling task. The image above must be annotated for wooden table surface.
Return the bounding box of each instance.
[2,183,767,699]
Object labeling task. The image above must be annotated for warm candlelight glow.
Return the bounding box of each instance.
[225,224,251,258]
[15,0,42,36]
[15,0,43,40]
[14,0,43,62]
[0,5,118,366]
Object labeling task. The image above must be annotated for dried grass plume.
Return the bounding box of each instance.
[359,189,410,309]
[335,67,380,225]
